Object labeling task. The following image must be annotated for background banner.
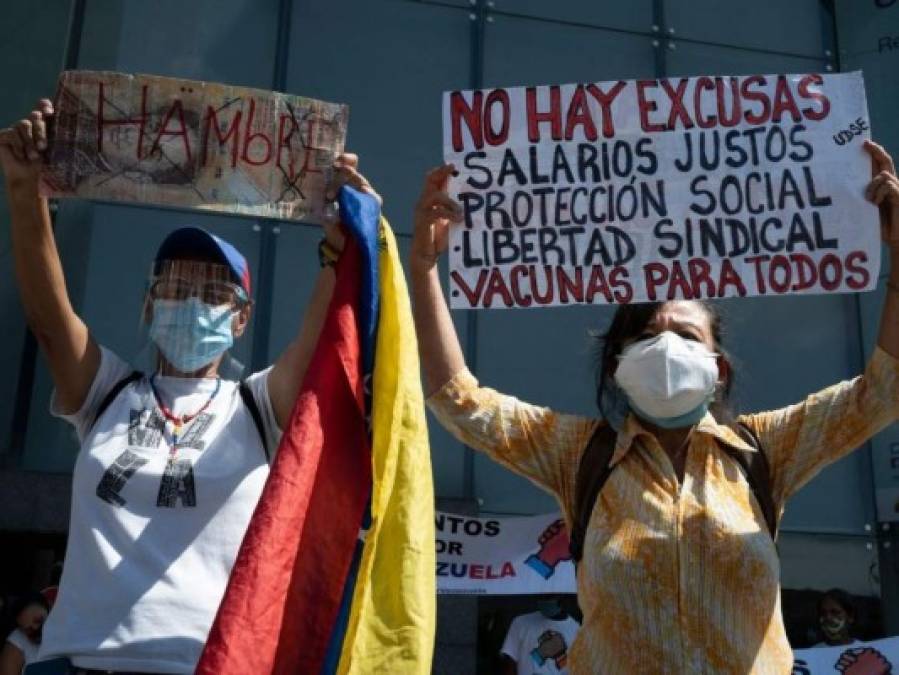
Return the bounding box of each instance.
[435,510,575,595]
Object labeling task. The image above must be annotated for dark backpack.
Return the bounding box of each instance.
[89,371,270,463]
[568,421,777,564]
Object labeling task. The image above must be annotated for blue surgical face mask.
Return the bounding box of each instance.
[627,398,712,429]
[537,598,565,619]
[149,298,235,373]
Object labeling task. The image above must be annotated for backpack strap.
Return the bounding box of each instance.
[569,422,619,565]
[239,380,270,464]
[718,422,778,540]
[89,370,143,433]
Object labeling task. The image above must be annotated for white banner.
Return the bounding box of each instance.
[793,637,898,673]
[443,72,879,309]
[435,511,575,595]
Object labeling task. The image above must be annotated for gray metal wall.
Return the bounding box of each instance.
[1,0,898,640]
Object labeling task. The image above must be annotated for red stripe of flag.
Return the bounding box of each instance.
[197,240,373,675]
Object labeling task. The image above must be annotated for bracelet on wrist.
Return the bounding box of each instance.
[318,238,342,268]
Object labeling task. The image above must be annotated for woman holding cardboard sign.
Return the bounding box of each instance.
[0,99,377,675]
[410,143,899,673]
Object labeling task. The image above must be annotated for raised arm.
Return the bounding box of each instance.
[266,153,380,427]
[747,140,899,504]
[408,165,595,509]
[0,98,99,414]
[409,164,467,395]
[866,140,899,358]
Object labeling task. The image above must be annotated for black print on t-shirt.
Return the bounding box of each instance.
[128,408,165,448]
[96,449,149,507]
[176,413,215,451]
[157,459,197,508]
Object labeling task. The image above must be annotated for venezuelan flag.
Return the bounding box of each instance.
[196,187,435,674]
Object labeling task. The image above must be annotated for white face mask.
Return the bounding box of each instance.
[614,331,719,424]
[821,616,848,637]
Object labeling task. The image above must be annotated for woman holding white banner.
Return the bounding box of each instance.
[410,143,899,674]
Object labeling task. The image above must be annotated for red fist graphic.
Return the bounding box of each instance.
[525,519,572,579]
[530,629,569,668]
[836,647,893,675]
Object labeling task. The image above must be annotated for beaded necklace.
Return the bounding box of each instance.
[149,374,222,464]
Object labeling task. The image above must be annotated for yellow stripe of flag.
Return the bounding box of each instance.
[337,218,436,674]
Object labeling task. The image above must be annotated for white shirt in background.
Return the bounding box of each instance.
[6,629,40,665]
[501,611,580,675]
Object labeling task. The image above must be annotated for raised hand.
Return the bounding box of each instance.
[864,140,899,251]
[0,98,54,189]
[410,164,463,274]
[322,152,380,251]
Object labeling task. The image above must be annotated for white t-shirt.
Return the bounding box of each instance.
[37,346,281,674]
[501,612,580,675]
[6,628,40,665]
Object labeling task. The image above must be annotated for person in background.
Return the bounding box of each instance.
[815,589,860,648]
[500,597,580,675]
[0,592,49,675]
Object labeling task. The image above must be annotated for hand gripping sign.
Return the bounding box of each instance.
[443,72,879,309]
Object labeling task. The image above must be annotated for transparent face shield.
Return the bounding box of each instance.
[139,260,250,379]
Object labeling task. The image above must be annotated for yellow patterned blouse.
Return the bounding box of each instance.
[427,347,899,674]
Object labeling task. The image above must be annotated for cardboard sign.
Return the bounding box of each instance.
[443,72,880,309]
[41,70,348,223]
[435,511,575,595]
